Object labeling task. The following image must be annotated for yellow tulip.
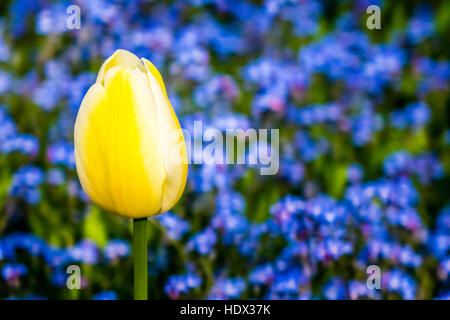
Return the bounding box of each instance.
[74,49,188,218]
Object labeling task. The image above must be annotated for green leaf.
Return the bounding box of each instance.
[0,169,12,210]
[436,1,450,36]
[83,206,108,248]
[326,163,348,198]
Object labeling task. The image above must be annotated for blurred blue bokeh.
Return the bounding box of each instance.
[0,0,449,300]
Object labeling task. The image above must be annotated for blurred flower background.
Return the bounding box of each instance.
[0,0,449,300]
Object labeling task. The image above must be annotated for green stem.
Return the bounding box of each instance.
[133,218,148,300]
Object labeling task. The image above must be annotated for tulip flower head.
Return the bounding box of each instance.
[74,50,188,218]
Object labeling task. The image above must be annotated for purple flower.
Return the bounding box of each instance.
[249,264,274,286]
[9,165,44,204]
[50,270,67,287]
[209,277,246,299]
[47,141,76,169]
[407,8,435,44]
[347,163,364,183]
[47,168,65,186]
[271,268,306,296]
[93,291,117,300]
[156,212,190,241]
[383,269,417,300]
[390,102,431,130]
[2,263,27,281]
[165,273,202,299]
[104,239,130,261]
[68,240,99,265]
[1,134,39,155]
[0,71,11,95]
[194,75,239,108]
[435,291,450,300]
[323,278,346,300]
[188,228,217,255]
[348,280,380,300]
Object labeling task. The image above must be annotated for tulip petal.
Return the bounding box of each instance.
[141,58,169,98]
[142,58,188,212]
[96,49,141,85]
[75,66,166,218]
